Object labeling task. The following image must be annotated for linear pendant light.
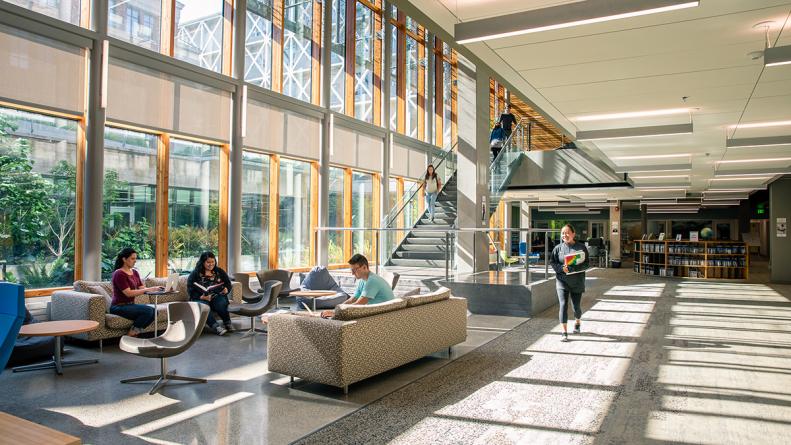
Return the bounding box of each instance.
[577,123,693,141]
[455,0,699,44]
[765,44,791,67]
[726,135,791,148]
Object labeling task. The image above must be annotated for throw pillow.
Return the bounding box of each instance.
[333,298,407,321]
[301,266,346,295]
[87,285,113,311]
[404,287,451,307]
[400,287,421,298]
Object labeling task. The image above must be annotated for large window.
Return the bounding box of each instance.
[245,0,274,88]
[102,127,158,279]
[0,107,78,289]
[327,167,345,264]
[330,0,346,113]
[354,2,374,123]
[109,0,162,52]
[389,21,398,132]
[351,171,373,260]
[174,0,224,73]
[442,43,453,149]
[404,179,420,229]
[5,0,83,26]
[283,0,313,102]
[168,139,220,273]
[405,35,419,138]
[278,157,311,268]
[241,150,270,272]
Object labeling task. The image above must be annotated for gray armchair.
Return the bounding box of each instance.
[257,269,296,308]
[119,302,209,395]
[233,272,264,303]
[381,271,400,290]
[228,280,282,338]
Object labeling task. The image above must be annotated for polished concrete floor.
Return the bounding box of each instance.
[294,262,791,444]
[0,313,526,444]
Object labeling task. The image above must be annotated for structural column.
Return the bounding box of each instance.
[455,64,490,273]
[610,200,622,263]
[640,203,648,238]
[769,176,791,283]
[82,0,109,281]
[317,0,334,266]
[227,0,247,274]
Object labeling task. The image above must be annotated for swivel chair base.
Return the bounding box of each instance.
[239,315,267,338]
[121,357,206,395]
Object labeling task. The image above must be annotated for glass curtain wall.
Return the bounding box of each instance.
[389,18,397,132]
[283,0,313,102]
[108,0,162,52]
[327,167,345,264]
[354,2,374,123]
[6,0,83,26]
[351,171,373,259]
[168,139,220,273]
[240,150,270,272]
[102,127,158,279]
[278,157,311,268]
[442,43,452,149]
[174,1,224,73]
[405,35,419,138]
[330,0,346,113]
[0,107,78,288]
[404,179,419,229]
[245,0,274,88]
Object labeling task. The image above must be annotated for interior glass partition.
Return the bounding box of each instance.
[240,150,270,272]
[168,139,220,273]
[102,126,158,279]
[0,107,78,288]
[278,157,311,268]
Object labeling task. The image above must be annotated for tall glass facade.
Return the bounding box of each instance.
[245,0,274,88]
[0,108,78,288]
[6,0,82,26]
[351,171,373,259]
[327,167,345,264]
[168,139,220,273]
[108,0,162,52]
[330,0,346,113]
[174,0,224,72]
[283,0,313,102]
[240,151,270,272]
[354,2,374,123]
[278,157,311,268]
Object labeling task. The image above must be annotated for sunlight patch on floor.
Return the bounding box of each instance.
[45,393,181,428]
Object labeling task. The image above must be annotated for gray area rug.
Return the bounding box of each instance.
[293,270,791,444]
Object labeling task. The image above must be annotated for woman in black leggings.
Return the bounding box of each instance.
[549,224,590,342]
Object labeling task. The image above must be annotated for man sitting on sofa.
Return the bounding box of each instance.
[319,254,394,319]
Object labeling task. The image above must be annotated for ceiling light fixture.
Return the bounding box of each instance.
[630,174,690,179]
[617,167,692,174]
[577,123,693,141]
[715,171,788,177]
[729,120,791,129]
[765,44,791,67]
[638,186,691,190]
[710,177,772,181]
[573,108,694,122]
[717,157,791,165]
[454,0,699,44]
[704,189,757,193]
[612,153,691,161]
[726,135,791,148]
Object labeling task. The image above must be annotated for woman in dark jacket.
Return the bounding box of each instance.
[187,251,233,336]
[549,224,590,342]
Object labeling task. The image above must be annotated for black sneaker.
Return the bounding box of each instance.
[224,322,234,332]
[214,324,228,336]
[560,332,569,342]
[573,323,581,334]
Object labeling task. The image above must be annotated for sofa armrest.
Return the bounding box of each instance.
[50,290,106,326]
[230,282,242,304]
[267,314,349,387]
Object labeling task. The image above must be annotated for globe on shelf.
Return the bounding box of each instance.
[700,227,714,240]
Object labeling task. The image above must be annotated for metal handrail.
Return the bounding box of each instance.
[383,140,459,229]
[314,226,561,281]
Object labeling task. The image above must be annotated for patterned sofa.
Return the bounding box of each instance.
[50,276,241,342]
[267,288,467,393]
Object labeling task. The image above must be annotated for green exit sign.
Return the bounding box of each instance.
[757,208,765,215]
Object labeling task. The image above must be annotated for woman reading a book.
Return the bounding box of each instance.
[187,251,234,336]
[549,224,590,342]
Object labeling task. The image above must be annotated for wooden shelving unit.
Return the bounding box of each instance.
[633,240,749,280]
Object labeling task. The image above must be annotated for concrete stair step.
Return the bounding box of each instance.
[403,237,446,245]
[399,244,448,252]
[389,258,448,268]
[393,251,448,260]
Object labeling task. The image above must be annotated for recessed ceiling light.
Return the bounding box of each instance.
[455,0,699,44]
[612,153,691,161]
[729,120,791,129]
[577,123,693,140]
[715,172,788,177]
[573,108,695,122]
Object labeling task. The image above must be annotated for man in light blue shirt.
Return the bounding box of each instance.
[320,254,394,318]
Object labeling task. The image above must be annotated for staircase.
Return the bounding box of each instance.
[387,173,457,268]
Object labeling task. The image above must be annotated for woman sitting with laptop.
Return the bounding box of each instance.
[187,251,234,336]
[110,248,164,338]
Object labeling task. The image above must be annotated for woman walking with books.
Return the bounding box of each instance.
[549,224,590,342]
[187,251,234,336]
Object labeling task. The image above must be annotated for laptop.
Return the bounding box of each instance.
[146,273,179,295]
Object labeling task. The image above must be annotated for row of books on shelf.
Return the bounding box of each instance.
[667,245,705,254]
[637,243,665,253]
[706,246,746,254]
[707,259,746,267]
[669,256,704,266]
[633,264,682,277]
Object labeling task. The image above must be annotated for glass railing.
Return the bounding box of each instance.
[489,120,527,214]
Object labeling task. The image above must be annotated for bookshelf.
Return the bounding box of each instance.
[633,240,749,280]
